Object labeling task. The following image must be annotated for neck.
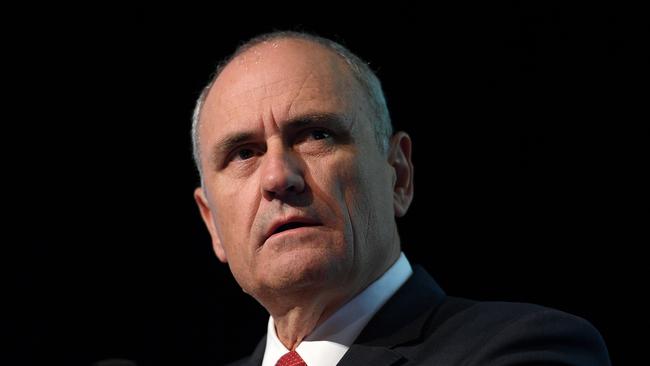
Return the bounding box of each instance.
[265,247,402,350]
[271,297,344,350]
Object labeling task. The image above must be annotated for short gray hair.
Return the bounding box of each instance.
[191,31,393,180]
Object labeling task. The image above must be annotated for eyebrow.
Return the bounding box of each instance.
[210,112,350,167]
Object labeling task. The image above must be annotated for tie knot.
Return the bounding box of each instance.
[275,350,307,366]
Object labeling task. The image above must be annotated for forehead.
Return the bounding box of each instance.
[201,39,363,134]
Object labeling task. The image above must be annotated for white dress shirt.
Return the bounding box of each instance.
[261,252,413,366]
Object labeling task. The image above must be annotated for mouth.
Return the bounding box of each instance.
[266,218,322,242]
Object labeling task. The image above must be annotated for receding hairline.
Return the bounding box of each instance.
[223,37,351,73]
[191,31,393,181]
[202,36,362,112]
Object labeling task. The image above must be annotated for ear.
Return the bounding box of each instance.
[193,187,228,263]
[388,132,414,217]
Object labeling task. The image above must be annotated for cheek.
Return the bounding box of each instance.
[324,155,373,226]
[211,181,261,291]
[340,155,393,237]
[308,155,355,212]
[212,179,259,250]
[341,167,373,227]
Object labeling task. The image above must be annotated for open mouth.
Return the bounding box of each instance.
[272,222,319,235]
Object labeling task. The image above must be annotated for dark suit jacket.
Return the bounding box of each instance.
[227,265,611,365]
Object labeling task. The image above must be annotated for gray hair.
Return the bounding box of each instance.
[191,31,393,180]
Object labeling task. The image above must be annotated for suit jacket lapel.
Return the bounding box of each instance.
[337,266,447,366]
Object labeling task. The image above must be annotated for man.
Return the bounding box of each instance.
[192,31,610,366]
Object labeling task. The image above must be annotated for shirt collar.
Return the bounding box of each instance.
[262,252,413,366]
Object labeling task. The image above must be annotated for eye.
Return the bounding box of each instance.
[234,148,255,161]
[310,130,331,140]
[294,129,334,146]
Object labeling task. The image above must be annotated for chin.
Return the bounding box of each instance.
[260,246,350,294]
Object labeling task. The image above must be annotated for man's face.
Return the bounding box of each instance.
[194,39,410,303]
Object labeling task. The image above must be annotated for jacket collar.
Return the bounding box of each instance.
[336,265,446,365]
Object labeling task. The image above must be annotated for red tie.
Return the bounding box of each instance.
[275,350,307,366]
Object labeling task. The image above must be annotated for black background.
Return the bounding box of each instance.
[9,4,647,366]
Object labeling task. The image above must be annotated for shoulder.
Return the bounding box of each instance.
[433,297,590,331]
[412,297,611,366]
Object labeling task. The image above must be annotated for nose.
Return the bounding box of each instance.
[260,146,305,200]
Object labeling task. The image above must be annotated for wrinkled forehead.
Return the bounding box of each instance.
[202,39,363,128]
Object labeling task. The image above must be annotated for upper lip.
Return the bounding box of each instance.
[264,216,322,242]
